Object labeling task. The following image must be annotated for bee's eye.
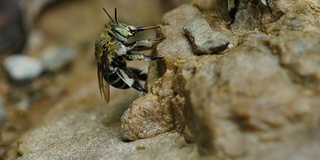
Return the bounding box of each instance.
[114,27,129,37]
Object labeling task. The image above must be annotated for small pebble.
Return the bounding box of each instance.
[40,45,76,72]
[184,18,230,55]
[3,55,44,82]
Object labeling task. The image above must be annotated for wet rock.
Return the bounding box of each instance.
[184,17,230,54]
[40,45,76,72]
[3,55,43,82]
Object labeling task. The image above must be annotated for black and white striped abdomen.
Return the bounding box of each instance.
[106,71,130,89]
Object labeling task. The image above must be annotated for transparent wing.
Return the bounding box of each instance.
[97,49,110,103]
[115,68,134,87]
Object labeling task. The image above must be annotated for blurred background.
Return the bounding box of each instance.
[0,0,191,157]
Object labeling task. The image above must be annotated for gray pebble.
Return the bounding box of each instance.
[40,45,76,72]
[3,55,44,81]
[184,18,230,55]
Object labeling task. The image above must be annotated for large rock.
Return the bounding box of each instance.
[178,32,320,158]
[121,0,320,159]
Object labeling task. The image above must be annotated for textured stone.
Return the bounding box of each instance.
[179,31,320,159]
[121,0,320,159]
[121,4,201,140]
[270,31,320,91]
[184,18,230,54]
[121,71,175,140]
[157,4,201,70]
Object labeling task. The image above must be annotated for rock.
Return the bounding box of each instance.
[40,45,76,72]
[124,0,320,159]
[269,31,320,91]
[121,4,201,140]
[184,17,230,54]
[121,71,175,140]
[157,4,201,70]
[179,32,320,158]
[3,55,43,82]
[16,94,198,160]
[264,13,320,33]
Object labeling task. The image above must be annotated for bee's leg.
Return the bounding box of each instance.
[262,0,273,16]
[228,0,239,24]
[116,68,147,92]
[131,81,147,93]
[125,37,165,51]
[128,67,147,81]
[125,54,163,61]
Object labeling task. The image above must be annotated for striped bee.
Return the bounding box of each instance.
[95,8,163,103]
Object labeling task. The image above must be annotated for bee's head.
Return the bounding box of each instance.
[110,23,136,39]
[103,8,160,42]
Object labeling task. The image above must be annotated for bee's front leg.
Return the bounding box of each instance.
[124,54,163,61]
[125,37,165,51]
[262,0,273,16]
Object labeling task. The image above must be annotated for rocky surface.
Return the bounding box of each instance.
[1,0,320,159]
[121,4,200,141]
[16,91,198,160]
[121,0,320,159]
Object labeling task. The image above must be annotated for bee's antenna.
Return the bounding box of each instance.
[103,8,115,23]
[114,8,119,24]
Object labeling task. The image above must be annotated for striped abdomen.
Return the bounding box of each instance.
[106,70,130,89]
[103,67,147,92]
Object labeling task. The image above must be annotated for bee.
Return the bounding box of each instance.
[95,8,163,103]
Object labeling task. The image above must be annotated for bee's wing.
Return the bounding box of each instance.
[97,50,110,103]
[115,68,134,87]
